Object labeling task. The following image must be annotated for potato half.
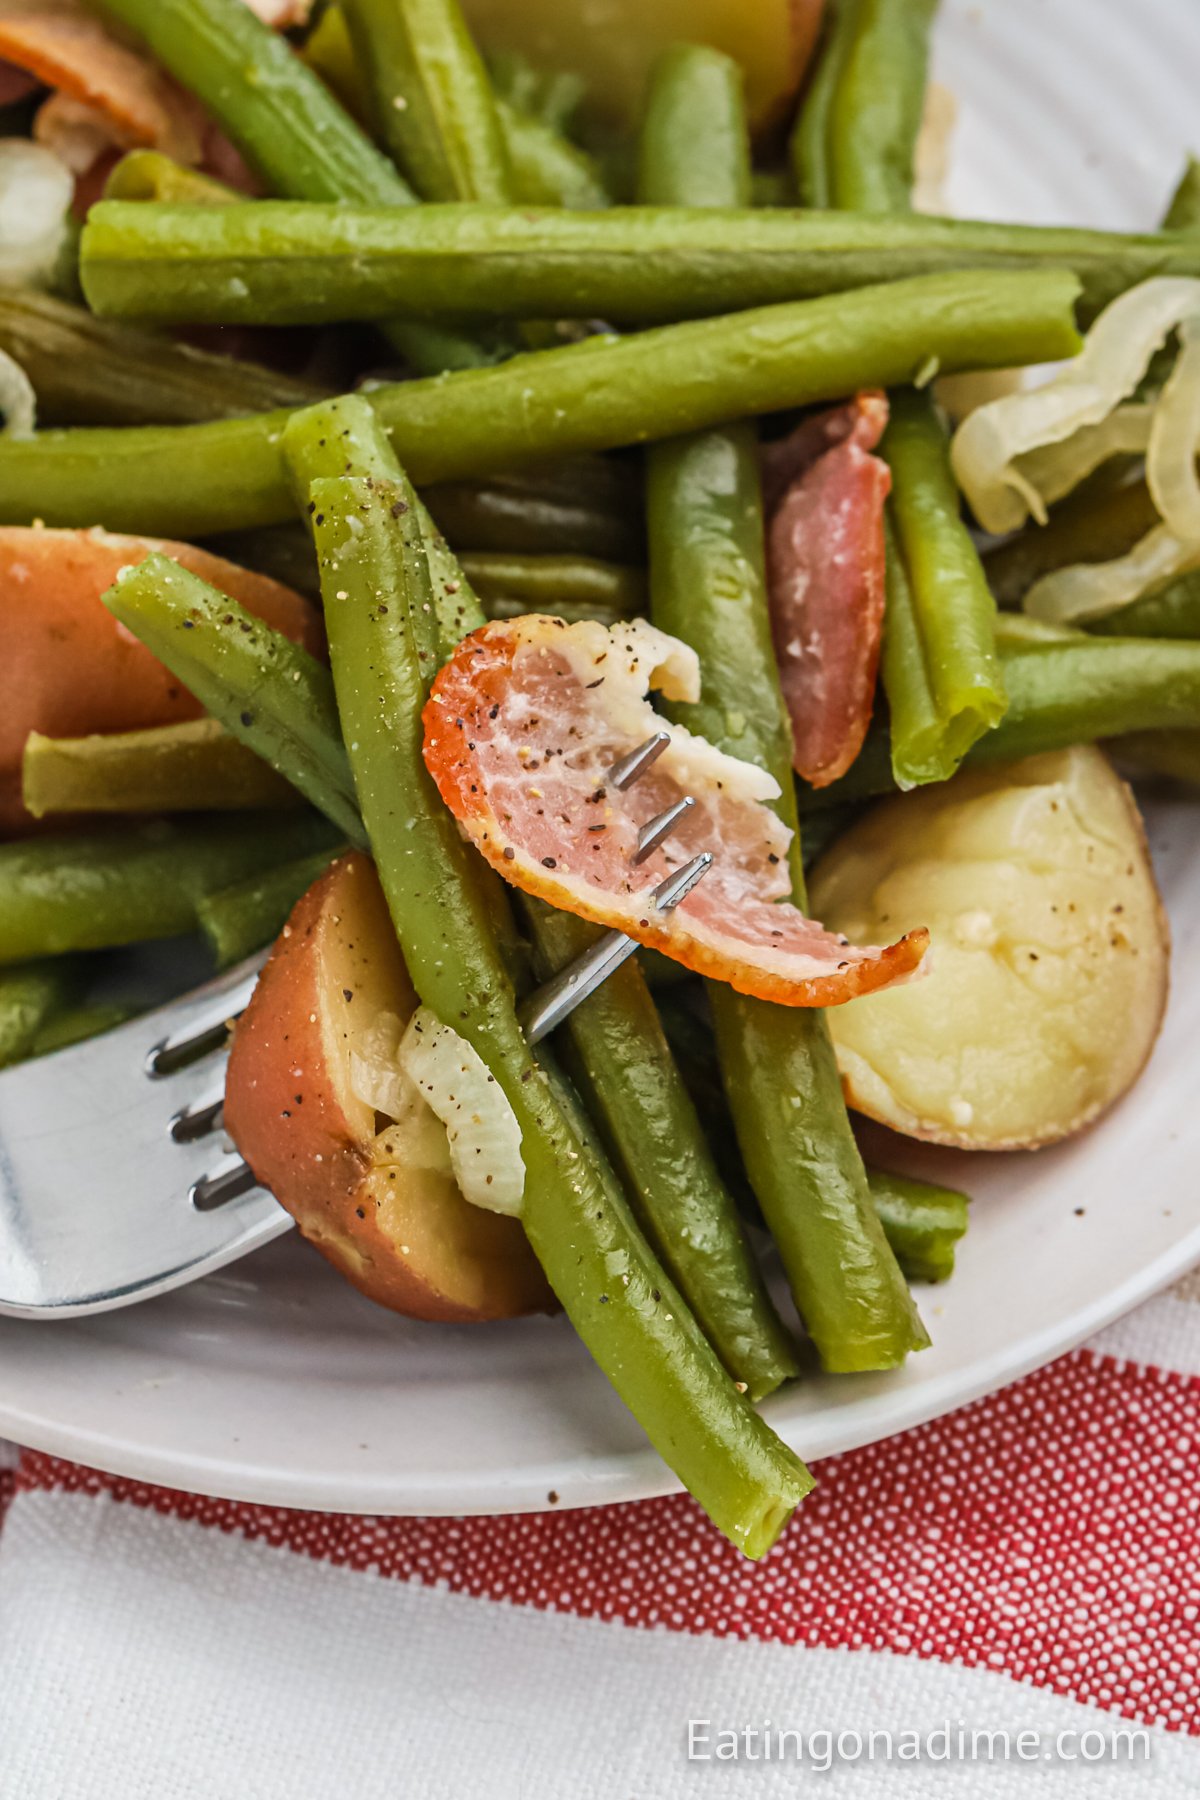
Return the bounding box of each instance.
[225,852,553,1322]
[809,746,1169,1150]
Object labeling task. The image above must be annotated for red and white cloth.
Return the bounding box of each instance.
[1,1275,1198,1797]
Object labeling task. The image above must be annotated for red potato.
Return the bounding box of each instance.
[225,852,554,1323]
[0,526,322,830]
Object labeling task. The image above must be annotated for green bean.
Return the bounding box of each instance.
[197,847,345,968]
[1085,565,1200,640]
[656,985,968,1284]
[423,462,644,563]
[0,813,341,964]
[78,197,1198,326]
[829,0,939,211]
[639,44,925,1374]
[866,1170,969,1285]
[342,0,514,203]
[526,901,801,1401]
[91,0,500,374]
[21,719,302,819]
[0,269,1082,537]
[0,960,82,1068]
[282,392,799,1401]
[790,0,859,207]
[458,552,646,619]
[982,478,1160,610]
[103,150,239,206]
[303,464,811,1554]
[101,559,365,849]
[497,99,611,208]
[0,287,325,429]
[810,634,1200,805]
[1164,156,1200,233]
[882,389,1007,782]
[486,51,585,135]
[637,46,751,208]
[31,1001,134,1057]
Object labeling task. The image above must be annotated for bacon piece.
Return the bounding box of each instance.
[422,616,927,1008]
[763,391,891,789]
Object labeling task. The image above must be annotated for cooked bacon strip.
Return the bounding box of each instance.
[763,392,891,788]
[423,616,927,1008]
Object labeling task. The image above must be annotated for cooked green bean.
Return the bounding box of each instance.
[982,478,1160,610]
[197,847,345,968]
[423,461,644,563]
[31,1001,134,1057]
[0,813,340,964]
[21,719,302,818]
[866,1170,969,1285]
[882,389,1008,782]
[91,0,500,374]
[342,0,515,203]
[101,561,365,849]
[103,150,239,206]
[497,99,611,208]
[639,44,925,1373]
[0,960,82,1068]
[282,392,799,1401]
[790,0,860,208]
[829,0,939,211]
[303,464,811,1555]
[0,287,325,429]
[811,633,1200,804]
[527,900,801,1401]
[458,551,645,618]
[1086,565,1200,640]
[0,270,1082,537]
[78,197,1199,325]
[1164,156,1200,232]
[637,46,751,209]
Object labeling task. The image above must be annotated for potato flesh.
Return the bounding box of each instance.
[809,747,1169,1149]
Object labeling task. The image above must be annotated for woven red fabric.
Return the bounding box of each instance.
[12,1344,1200,1735]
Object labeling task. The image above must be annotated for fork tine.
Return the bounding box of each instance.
[632,795,695,865]
[607,730,671,791]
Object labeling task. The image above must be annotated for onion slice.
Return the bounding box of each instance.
[1025,522,1200,624]
[398,1008,525,1216]
[0,348,36,441]
[1147,316,1200,545]
[951,277,1200,534]
[0,139,73,290]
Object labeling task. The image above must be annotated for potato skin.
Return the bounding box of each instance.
[0,526,323,830]
[225,852,553,1322]
[809,747,1170,1151]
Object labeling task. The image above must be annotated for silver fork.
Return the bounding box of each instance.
[0,734,707,1319]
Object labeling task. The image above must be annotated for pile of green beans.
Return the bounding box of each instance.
[0,270,1082,537]
[77,198,1200,328]
[92,0,503,374]
[638,45,925,1374]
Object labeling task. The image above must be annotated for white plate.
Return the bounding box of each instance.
[3,0,1200,1516]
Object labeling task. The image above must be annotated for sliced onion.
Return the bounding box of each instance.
[0,140,73,290]
[348,1009,414,1122]
[1025,522,1200,623]
[1017,403,1154,519]
[0,348,36,440]
[1147,315,1200,544]
[951,278,1200,533]
[398,1007,524,1216]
